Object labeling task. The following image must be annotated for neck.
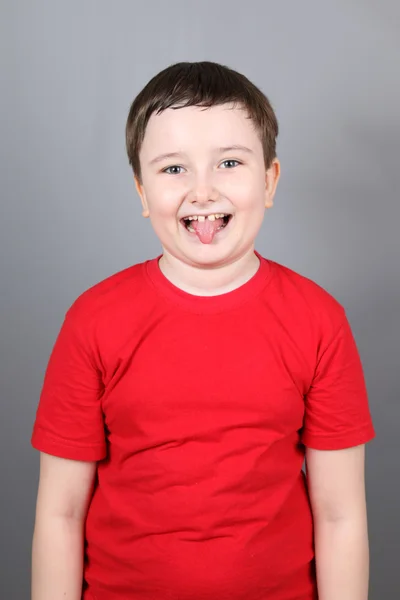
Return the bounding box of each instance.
[158,248,260,296]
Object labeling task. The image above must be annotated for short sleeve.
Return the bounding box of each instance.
[301,312,375,450]
[31,305,107,461]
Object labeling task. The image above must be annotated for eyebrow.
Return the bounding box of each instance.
[217,145,254,155]
[149,145,254,165]
[149,152,184,165]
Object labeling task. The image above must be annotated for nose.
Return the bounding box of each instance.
[188,172,219,206]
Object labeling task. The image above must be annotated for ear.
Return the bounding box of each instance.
[134,176,150,218]
[264,158,281,209]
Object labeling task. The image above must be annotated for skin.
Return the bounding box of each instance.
[306,445,370,600]
[31,104,369,600]
[135,104,280,295]
[32,454,96,599]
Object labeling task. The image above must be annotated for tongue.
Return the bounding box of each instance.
[191,217,225,244]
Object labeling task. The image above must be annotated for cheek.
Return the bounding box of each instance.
[145,183,184,218]
[222,175,265,207]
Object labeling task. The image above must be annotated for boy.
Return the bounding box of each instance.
[31,61,375,600]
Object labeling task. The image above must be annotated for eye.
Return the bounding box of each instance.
[162,165,185,175]
[220,159,241,169]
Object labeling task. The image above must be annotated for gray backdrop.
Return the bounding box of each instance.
[1,1,399,598]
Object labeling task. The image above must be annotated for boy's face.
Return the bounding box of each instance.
[135,104,280,269]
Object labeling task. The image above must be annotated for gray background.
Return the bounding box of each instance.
[1,1,399,598]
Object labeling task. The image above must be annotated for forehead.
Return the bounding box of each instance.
[140,104,261,156]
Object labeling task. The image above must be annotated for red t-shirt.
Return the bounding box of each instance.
[31,251,375,600]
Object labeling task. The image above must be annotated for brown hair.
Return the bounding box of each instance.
[125,61,279,182]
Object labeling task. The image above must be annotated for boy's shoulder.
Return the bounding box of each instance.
[63,253,347,336]
[65,256,154,323]
[268,257,339,298]
[266,257,346,329]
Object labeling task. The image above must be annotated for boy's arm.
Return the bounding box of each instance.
[305,445,370,600]
[32,452,97,600]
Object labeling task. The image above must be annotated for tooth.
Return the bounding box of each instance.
[197,215,206,222]
[208,214,216,221]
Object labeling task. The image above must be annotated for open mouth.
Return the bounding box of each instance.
[180,213,233,233]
